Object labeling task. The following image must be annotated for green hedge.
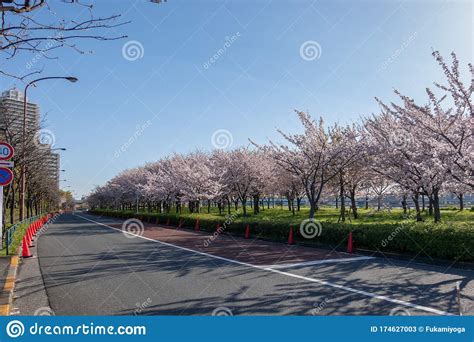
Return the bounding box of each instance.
[90,209,474,262]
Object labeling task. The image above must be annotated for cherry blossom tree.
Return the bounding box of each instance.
[257,111,361,219]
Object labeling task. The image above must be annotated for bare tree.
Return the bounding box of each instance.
[0,0,165,79]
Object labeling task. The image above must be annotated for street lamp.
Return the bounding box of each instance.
[19,76,78,220]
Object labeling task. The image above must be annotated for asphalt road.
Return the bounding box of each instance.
[33,212,474,316]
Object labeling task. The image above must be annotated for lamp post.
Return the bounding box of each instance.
[19,76,78,220]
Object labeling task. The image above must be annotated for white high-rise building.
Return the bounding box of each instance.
[0,88,60,187]
[0,87,40,134]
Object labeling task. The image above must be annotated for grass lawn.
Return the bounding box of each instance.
[138,205,474,227]
[0,222,30,256]
[93,206,474,261]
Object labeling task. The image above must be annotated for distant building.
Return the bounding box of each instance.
[39,145,60,187]
[0,87,40,134]
[0,87,60,188]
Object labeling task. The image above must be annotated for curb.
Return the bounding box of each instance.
[0,256,19,316]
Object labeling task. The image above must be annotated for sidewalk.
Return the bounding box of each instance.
[0,258,11,290]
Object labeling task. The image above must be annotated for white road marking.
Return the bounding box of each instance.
[267,256,375,269]
[74,213,452,316]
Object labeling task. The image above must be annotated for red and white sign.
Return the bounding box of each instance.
[0,142,14,160]
[0,167,13,186]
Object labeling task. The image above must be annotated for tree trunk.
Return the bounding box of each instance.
[241,199,247,216]
[335,196,338,209]
[412,193,422,222]
[401,195,407,214]
[365,195,369,210]
[253,195,259,214]
[458,194,464,211]
[421,194,425,212]
[297,197,301,211]
[9,185,14,224]
[350,191,358,219]
[432,190,441,223]
[339,172,345,222]
[428,196,433,215]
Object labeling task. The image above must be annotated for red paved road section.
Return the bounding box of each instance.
[109,221,352,266]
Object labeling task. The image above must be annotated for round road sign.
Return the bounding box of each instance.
[0,142,14,160]
[0,167,13,186]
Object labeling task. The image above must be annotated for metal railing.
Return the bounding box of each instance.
[4,215,39,255]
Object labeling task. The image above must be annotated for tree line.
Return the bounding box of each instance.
[88,51,473,223]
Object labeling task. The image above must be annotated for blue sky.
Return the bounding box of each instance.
[2,0,472,198]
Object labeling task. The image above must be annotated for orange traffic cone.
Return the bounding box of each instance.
[347,231,354,253]
[22,236,32,258]
[195,219,200,231]
[27,229,35,247]
[244,225,250,239]
[288,227,294,245]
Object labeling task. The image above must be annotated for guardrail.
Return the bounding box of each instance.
[4,215,39,255]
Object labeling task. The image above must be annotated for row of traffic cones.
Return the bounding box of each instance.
[286,226,354,253]
[160,217,355,253]
[22,213,58,258]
